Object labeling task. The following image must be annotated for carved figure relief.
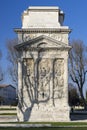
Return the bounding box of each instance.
[23,34,31,42]
[23,59,34,102]
[38,59,51,101]
[22,33,64,42]
[23,33,37,42]
[53,59,64,99]
[47,33,63,42]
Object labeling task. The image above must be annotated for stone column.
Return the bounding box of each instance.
[63,53,70,121]
[18,58,23,107]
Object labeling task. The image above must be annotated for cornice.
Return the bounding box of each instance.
[14,28,71,34]
[15,46,71,52]
[15,35,71,51]
[28,6,59,12]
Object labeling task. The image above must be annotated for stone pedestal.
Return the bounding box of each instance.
[15,6,71,122]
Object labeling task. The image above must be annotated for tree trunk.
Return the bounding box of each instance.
[80,89,87,110]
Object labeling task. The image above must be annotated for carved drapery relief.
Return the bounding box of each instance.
[53,59,64,99]
[38,59,51,101]
[23,59,34,102]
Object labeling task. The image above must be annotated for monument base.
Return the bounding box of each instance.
[17,103,70,122]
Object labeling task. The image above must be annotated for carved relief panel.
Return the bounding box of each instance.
[23,59,34,102]
[22,58,64,104]
[38,59,51,101]
[53,59,64,99]
[22,33,66,43]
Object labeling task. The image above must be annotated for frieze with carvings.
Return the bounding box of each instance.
[22,33,37,42]
[22,33,66,42]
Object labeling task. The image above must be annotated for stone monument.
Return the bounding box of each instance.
[15,6,71,122]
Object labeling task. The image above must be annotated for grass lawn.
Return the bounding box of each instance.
[0,113,17,115]
[0,122,87,130]
[0,128,87,130]
[0,122,86,125]
[0,108,16,111]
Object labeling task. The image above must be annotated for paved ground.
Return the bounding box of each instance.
[0,124,52,127]
[0,115,17,122]
[0,106,17,122]
[0,108,87,122]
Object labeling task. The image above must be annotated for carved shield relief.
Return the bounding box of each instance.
[38,59,51,101]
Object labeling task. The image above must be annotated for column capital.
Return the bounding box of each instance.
[51,58,56,63]
[18,58,23,62]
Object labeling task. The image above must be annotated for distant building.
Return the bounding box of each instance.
[0,84,16,105]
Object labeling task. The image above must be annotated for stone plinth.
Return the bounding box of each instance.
[22,6,64,28]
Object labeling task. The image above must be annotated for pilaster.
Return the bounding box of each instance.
[18,58,23,107]
[34,57,38,101]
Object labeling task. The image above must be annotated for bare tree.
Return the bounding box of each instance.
[6,38,18,87]
[69,40,87,109]
[0,50,3,81]
[68,83,79,107]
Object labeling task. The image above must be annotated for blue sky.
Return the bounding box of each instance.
[0,0,87,87]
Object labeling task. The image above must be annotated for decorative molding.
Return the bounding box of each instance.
[14,28,71,33]
[15,35,71,51]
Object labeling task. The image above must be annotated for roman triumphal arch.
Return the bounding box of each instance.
[15,6,71,122]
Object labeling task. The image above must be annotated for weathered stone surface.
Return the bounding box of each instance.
[15,6,71,122]
[22,7,62,28]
